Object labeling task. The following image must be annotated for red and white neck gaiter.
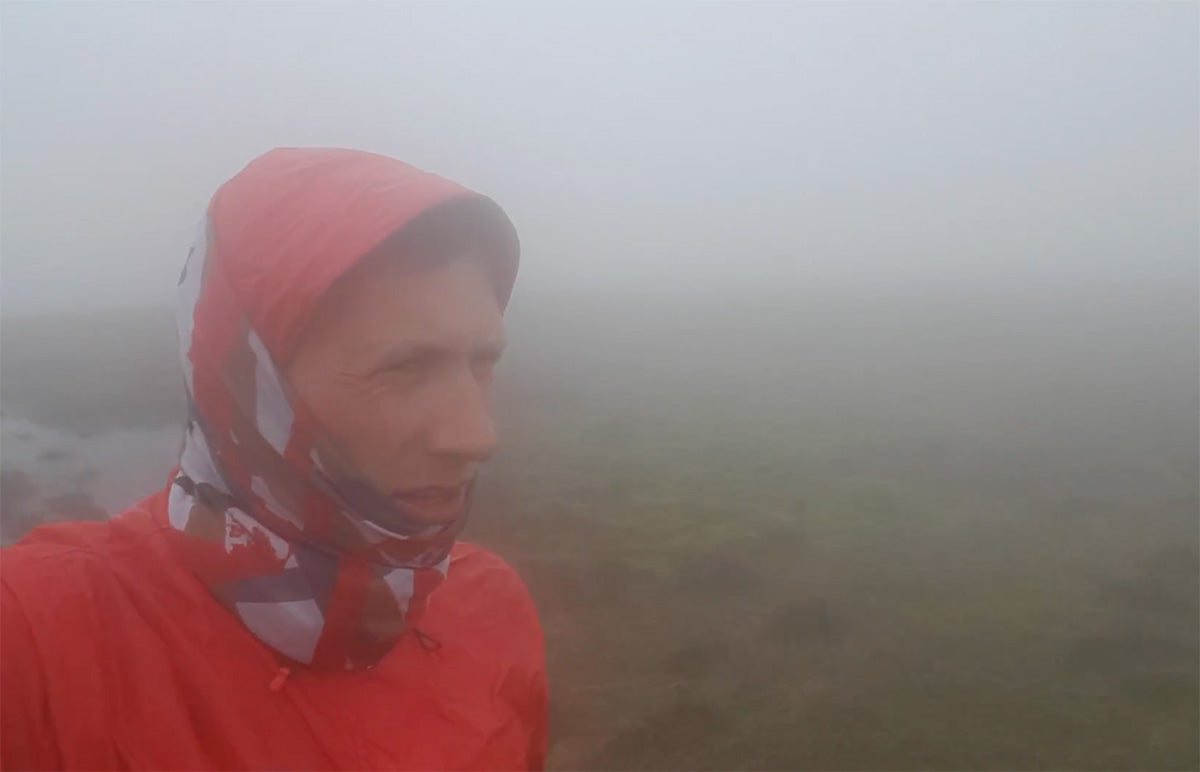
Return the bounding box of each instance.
[166,215,461,670]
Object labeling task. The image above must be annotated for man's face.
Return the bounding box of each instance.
[286,254,505,525]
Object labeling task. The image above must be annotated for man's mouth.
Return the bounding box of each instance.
[391,483,469,524]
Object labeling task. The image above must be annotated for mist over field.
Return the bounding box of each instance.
[2,2,1197,769]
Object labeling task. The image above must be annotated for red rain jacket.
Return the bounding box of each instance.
[1,492,547,769]
[0,149,545,770]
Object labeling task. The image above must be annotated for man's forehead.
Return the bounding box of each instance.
[308,253,506,357]
[383,305,506,350]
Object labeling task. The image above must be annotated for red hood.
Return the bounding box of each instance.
[206,147,519,364]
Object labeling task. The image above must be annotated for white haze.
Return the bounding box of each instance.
[0,1,1196,315]
[2,7,1199,766]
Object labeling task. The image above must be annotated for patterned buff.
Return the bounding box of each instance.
[164,149,518,670]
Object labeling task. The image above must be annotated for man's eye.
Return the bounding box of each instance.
[384,358,425,375]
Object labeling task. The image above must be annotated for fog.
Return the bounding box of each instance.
[2,2,1198,770]
[2,2,1196,313]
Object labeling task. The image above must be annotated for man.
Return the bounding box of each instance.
[0,148,547,770]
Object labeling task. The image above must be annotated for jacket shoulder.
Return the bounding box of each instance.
[1,504,162,598]
[448,542,540,620]
[441,542,543,659]
[0,505,165,770]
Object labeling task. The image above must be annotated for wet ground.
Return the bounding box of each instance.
[2,287,1197,769]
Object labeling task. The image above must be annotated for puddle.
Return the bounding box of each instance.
[1,413,180,540]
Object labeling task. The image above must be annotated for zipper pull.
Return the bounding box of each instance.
[268,666,291,692]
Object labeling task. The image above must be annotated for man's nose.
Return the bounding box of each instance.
[428,369,498,463]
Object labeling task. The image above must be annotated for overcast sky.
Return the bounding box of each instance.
[1,1,1196,315]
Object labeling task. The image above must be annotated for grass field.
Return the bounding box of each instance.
[2,284,1197,769]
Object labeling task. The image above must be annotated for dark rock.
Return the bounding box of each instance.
[0,468,39,514]
[42,492,106,522]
